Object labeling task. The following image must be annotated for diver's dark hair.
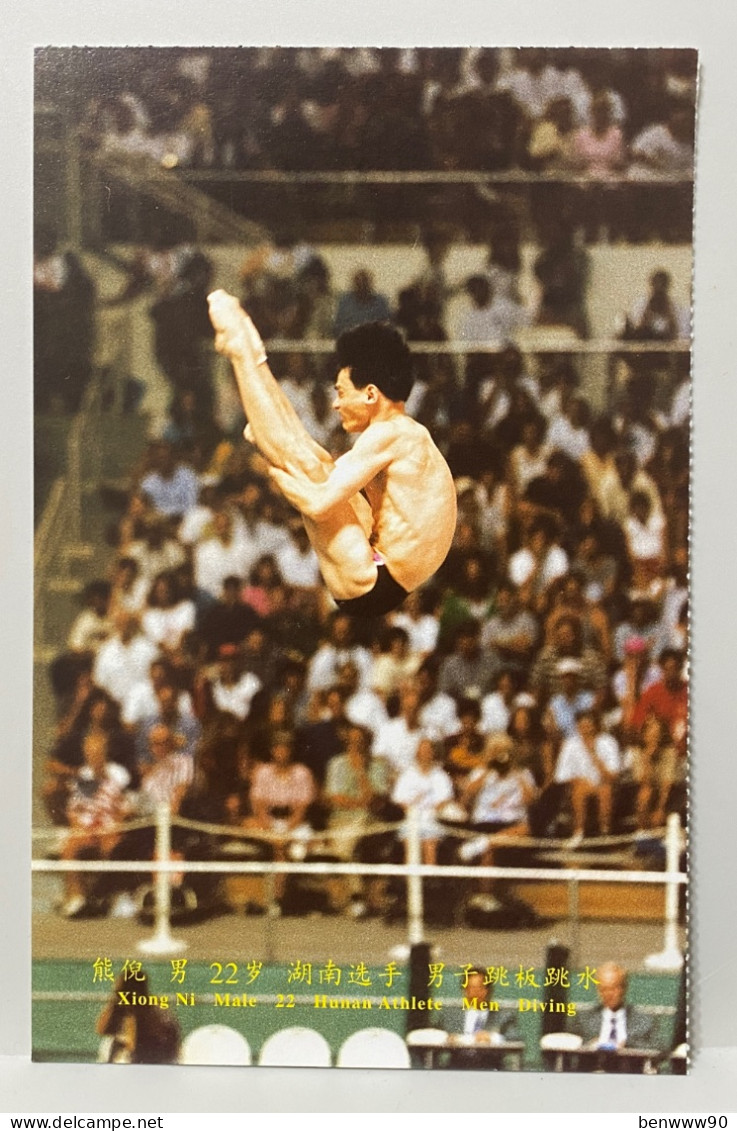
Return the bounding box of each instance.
[335,321,413,403]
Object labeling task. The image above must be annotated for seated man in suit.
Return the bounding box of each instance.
[570,962,663,1052]
[441,967,523,1069]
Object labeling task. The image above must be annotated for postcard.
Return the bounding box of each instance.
[32,45,693,1073]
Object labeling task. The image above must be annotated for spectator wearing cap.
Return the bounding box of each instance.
[545,658,596,738]
[462,734,537,835]
[460,734,537,888]
[554,709,621,846]
[611,636,662,732]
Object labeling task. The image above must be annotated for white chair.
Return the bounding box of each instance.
[337,1027,412,1068]
[539,1032,583,1051]
[179,1024,252,1065]
[540,1030,583,1073]
[258,1026,332,1067]
[405,1028,448,1047]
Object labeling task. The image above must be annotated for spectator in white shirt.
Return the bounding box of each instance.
[624,491,666,589]
[389,589,440,657]
[139,441,200,519]
[194,509,251,600]
[546,395,592,461]
[141,571,196,653]
[554,709,621,845]
[207,645,263,722]
[458,275,529,346]
[109,557,150,618]
[392,738,454,865]
[306,613,372,694]
[93,613,160,707]
[177,482,219,547]
[370,626,422,699]
[126,520,187,585]
[508,518,569,607]
[122,658,194,728]
[373,682,427,779]
[416,662,460,742]
[336,660,388,737]
[139,724,194,815]
[275,521,321,590]
[629,106,695,180]
[67,581,113,655]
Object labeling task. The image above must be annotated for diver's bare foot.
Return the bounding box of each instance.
[208,290,266,364]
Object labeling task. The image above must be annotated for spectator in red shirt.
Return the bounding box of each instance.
[631,649,687,753]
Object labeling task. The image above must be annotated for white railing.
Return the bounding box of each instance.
[32,806,686,968]
[182,169,694,186]
[34,299,134,653]
[89,151,269,248]
[262,338,690,356]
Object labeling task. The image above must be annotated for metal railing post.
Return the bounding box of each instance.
[138,803,187,956]
[406,807,424,947]
[645,813,685,970]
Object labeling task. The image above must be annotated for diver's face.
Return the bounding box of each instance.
[333,368,372,433]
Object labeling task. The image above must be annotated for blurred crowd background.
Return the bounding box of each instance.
[34,46,692,926]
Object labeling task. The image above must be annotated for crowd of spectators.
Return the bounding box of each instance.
[35,46,691,925]
[40,47,696,181]
[42,319,689,920]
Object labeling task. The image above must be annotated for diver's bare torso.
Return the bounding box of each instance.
[348,413,457,593]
